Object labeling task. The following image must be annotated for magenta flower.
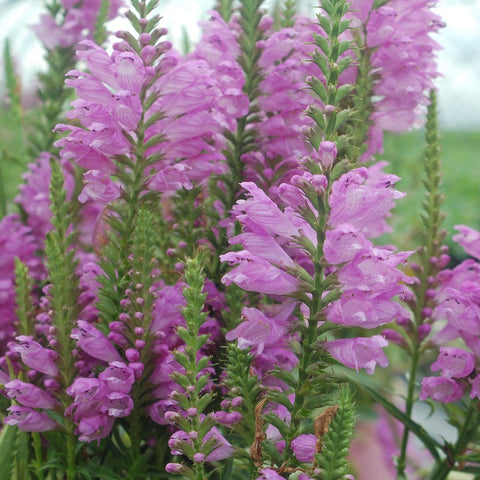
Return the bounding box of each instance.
[11,336,59,377]
[71,321,122,363]
[221,250,301,295]
[99,362,135,393]
[431,347,475,379]
[204,427,235,461]
[257,469,285,480]
[325,336,389,374]
[226,306,291,355]
[77,414,114,443]
[470,376,480,400]
[324,224,373,265]
[329,164,405,238]
[453,225,480,261]
[233,182,299,239]
[291,434,317,463]
[419,377,464,404]
[5,380,57,409]
[78,170,122,204]
[66,377,108,420]
[4,406,58,432]
[104,392,134,418]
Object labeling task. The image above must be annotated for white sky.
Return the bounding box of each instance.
[1,0,479,130]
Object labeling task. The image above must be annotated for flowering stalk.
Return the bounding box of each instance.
[166,256,216,480]
[218,0,265,213]
[45,160,81,479]
[314,385,356,480]
[396,90,445,479]
[14,259,36,338]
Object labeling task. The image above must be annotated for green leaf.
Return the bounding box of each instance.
[0,423,18,478]
[340,368,442,461]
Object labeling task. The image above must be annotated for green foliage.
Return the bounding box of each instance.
[28,43,76,160]
[14,258,36,337]
[314,386,356,480]
[216,0,265,214]
[0,424,18,479]
[223,344,261,446]
[3,39,22,121]
[168,256,216,480]
[45,159,80,390]
[281,0,298,28]
[93,0,111,45]
[306,0,355,157]
[215,0,234,22]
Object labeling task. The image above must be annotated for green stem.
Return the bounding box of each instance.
[427,401,477,480]
[396,339,420,479]
[66,422,77,480]
[32,433,46,480]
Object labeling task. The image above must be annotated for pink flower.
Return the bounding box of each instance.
[104,392,134,417]
[291,434,317,463]
[453,225,480,261]
[221,250,301,295]
[71,321,122,363]
[329,164,405,238]
[325,336,389,374]
[11,336,59,377]
[226,307,290,355]
[4,406,58,432]
[78,170,122,204]
[233,182,299,239]
[5,380,57,409]
[431,347,475,379]
[99,362,135,393]
[203,427,235,461]
[257,469,285,480]
[77,414,114,443]
[419,377,464,404]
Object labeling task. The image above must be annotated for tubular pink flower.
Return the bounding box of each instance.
[431,347,475,379]
[4,406,58,432]
[291,434,317,463]
[77,414,114,443]
[221,251,301,295]
[203,427,235,461]
[5,380,57,409]
[99,362,135,393]
[71,320,122,363]
[325,336,389,374]
[419,377,464,404]
[453,225,480,261]
[11,336,59,377]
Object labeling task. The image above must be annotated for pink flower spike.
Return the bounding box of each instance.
[11,336,59,377]
[5,380,57,409]
[4,406,58,432]
[431,347,475,379]
[71,321,122,363]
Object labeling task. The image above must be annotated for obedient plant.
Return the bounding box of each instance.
[0,0,478,479]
